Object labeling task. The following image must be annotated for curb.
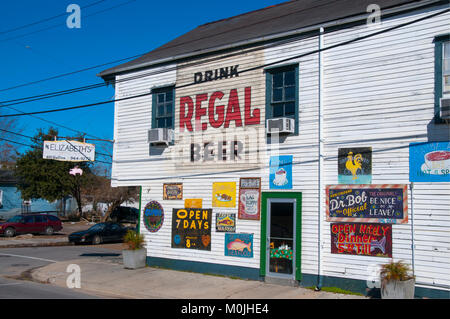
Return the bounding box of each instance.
[0,240,72,249]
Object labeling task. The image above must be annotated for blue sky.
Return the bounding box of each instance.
[0,0,285,165]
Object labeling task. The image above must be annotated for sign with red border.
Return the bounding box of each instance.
[326,184,408,224]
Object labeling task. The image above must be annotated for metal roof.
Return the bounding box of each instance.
[98,0,436,78]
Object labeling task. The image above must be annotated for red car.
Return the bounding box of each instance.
[0,214,63,237]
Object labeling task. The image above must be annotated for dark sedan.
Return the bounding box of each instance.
[68,222,133,245]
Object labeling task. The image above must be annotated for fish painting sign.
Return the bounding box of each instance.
[216,213,236,232]
[225,233,253,258]
[172,208,212,250]
[331,223,392,257]
[212,182,236,207]
[326,184,408,224]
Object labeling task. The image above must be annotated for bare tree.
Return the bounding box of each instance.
[82,174,138,222]
[0,109,24,167]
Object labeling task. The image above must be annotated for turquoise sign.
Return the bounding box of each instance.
[269,155,293,189]
[409,142,450,182]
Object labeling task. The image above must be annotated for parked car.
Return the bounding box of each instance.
[68,222,134,245]
[0,213,63,237]
[109,206,138,223]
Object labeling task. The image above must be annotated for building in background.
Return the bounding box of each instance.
[99,0,450,298]
[0,169,76,219]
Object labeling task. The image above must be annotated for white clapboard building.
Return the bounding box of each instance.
[99,0,450,298]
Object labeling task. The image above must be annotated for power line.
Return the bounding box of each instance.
[0,53,144,93]
[0,103,110,141]
[0,137,112,165]
[0,33,305,106]
[1,7,448,118]
[0,0,107,36]
[0,0,137,44]
[0,128,112,158]
[0,91,152,117]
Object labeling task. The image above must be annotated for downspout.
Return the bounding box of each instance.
[137,186,142,234]
[410,183,415,277]
[316,27,325,291]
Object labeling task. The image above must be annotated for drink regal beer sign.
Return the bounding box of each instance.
[326,184,408,224]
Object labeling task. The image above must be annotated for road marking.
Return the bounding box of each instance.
[0,253,57,263]
[0,282,23,287]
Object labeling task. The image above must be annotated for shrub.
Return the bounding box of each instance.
[123,229,145,250]
[380,260,414,282]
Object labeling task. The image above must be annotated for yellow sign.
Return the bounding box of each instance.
[185,198,203,208]
[212,182,236,207]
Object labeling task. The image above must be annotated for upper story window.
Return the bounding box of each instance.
[265,64,299,134]
[152,86,174,129]
[443,41,450,95]
[434,35,450,123]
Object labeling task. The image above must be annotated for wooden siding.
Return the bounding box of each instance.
[111,4,450,291]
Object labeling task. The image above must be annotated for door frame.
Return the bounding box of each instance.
[260,192,302,281]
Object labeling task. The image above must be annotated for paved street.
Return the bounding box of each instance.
[0,277,99,299]
[0,245,122,298]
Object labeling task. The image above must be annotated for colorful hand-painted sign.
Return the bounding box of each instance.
[225,233,253,258]
[172,208,212,250]
[326,184,408,224]
[163,183,183,200]
[409,141,450,182]
[185,198,202,208]
[238,178,261,220]
[330,223,392,257]
[212,182,236,207]
[216,213,236,232]
[338,147,372,184]
[269,155,293,189]
[143,201,164,232]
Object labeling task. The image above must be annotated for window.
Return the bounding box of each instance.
[152,86,174,129]
[24,216,34,223]
[266,64,299,134]
[47,215,59,221]
[443,41,450,94]
[35,215,46,223]
[434,34,450,123]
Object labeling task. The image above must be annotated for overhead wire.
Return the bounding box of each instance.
[0,128,112,158]
[0,7,448,118]
[0,0,107,36]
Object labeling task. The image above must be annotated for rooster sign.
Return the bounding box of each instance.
[338,147,372,184]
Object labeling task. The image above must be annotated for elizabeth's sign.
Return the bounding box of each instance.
[43,140,95,162]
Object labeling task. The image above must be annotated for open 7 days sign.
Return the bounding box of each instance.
[43,140,95,162]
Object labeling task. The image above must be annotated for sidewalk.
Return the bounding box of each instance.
[31,257,367,299]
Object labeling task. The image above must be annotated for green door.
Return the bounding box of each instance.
[260,192,302,281]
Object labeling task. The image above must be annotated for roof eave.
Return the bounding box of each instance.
[97,0,442,80]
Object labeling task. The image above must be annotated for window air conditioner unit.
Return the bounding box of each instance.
[266,118,295,134]
[440,97,450,120]
[148,128,174,145]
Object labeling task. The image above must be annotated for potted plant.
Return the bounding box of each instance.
[380,260,415,299]
[122,229,146,269]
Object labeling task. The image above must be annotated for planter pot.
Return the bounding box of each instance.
[122,248,146,269]
[381,279,415,299]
